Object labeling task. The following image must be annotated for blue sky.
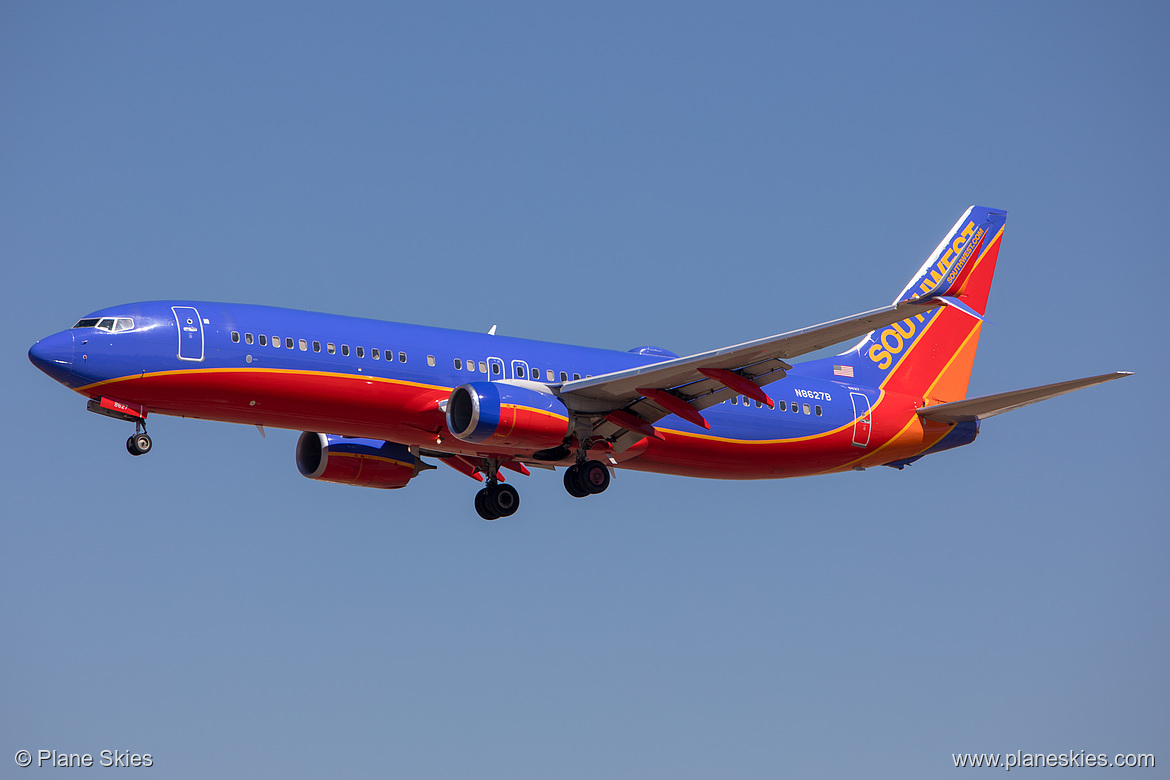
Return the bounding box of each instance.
[2,2,1166,777]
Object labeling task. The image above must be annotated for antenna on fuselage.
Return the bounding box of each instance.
[488,325,497,335]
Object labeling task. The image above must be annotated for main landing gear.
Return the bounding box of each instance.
[474,458,520,520]
[125,421,152,456]
[469,453,611,520]
[475,483,519,520]
[563,460,611,498]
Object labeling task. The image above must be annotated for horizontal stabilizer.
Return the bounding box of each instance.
[918,371,1132,424]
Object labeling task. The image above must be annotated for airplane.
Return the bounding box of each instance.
[28,206,1130,519]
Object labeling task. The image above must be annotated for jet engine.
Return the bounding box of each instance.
[295,432,423,489]
[445,381,570,451]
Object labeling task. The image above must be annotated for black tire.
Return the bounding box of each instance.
[126,436,140,456]
[563,465,589,498]
[132,433,152,455]
[581,460,610,494]
[475,488,500,520]
[489,484,520,517]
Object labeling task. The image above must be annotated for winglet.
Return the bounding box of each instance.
[934,295,984,321]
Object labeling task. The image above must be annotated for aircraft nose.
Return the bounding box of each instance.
[28,330,76,385]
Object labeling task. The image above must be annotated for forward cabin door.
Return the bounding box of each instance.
[850,392,872,448]
[172,306,205,361]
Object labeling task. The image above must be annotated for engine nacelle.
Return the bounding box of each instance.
[446,381,570,451]
[296,432,420,489]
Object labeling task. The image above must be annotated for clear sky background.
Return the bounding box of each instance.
[2,3,1166,777]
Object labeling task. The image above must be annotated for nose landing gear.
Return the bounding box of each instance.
[87,397,153,456]
[126,431,153,456]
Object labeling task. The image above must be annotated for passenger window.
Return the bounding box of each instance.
[454,358,463,370]
[803,403,811,415]
[356,346,364,358]
[815,405,823,416]
[792,403,799,414]
[245,333,254,345]
[341,345,350,356]
[546,369,554,382]
[327,343,336,354]
[756,399,763,408]
[515,366,525,378]
[232,331,240,343]
[427,355,436,367]
[286,337,294,349]
[559,371,567,382]
[467,360,475,373]
[372,349,380,360]
[259,334,267,346]
[476,361,485,373]
[398,352,407,363]
[778,401,786,411]
[732,396,738,406]
[492,363,501,376]
[313,341,321,353]
[573,373,581,380]
[273,336,280,348]
[299,339,307,351]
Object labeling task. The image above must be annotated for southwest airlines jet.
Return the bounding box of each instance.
[29,207,1129,519]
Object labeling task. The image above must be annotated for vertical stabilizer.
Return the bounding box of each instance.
[841,206,1007,403]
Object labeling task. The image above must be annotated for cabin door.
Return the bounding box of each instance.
[850,392,872,448]
[172,306,205,361]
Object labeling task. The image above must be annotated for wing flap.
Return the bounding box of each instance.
[917,371,1133,424]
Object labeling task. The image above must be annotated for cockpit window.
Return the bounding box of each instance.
[72,317,135,332]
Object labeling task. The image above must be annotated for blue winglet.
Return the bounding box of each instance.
[935,295,984,321]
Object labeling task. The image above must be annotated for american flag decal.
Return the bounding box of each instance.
[833,365,854,378]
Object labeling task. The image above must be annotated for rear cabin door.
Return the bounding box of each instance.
[172,306,205,361]
[850,392,872,448]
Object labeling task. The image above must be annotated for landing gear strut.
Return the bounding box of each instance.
[474,458,520,520]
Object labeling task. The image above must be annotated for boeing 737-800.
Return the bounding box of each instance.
[28,206,1130,518]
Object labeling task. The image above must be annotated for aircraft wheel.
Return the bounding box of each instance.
[127,433,152,456]
[489,484,520,517]
[563,465,589,498]
[475,488,500,521]
[580,460,610,494]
